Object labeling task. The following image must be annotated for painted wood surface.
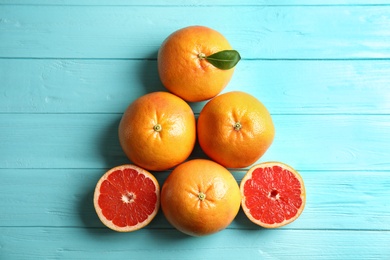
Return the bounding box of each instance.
[1,5,390,59]
[1,1,390,259]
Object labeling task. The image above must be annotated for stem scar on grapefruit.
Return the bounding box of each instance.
[158,25,241,102]
[197,91,275,168]
[161,159,241,236]
[240,162,306,228]
[93,165,160,232]
[118,91,196,171]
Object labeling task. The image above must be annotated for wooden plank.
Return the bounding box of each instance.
[1,59,390,114]
[1,6,389,59]
[1,1,390,6]
[0,169,389,230]
[0,114,389,170]
[0,228,389,259]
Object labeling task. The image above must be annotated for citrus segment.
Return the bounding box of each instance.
[240,162,306,228]
[93,165,160,232]
[118,92,196,171]
[158,25,239,102]
[161,159,241,236]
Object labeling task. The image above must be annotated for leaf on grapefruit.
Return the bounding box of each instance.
[240,162,306,228]
[93,165,160,232]
[157,25,239,102]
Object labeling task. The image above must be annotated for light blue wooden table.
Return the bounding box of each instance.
[1,1,390,259]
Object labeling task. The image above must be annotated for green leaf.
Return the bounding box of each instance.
[204,50,241,70]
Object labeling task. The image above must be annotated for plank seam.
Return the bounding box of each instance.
[0,168,388,173]
[1,4,390,7]
[1,57,390,61]
[1,112,390,116]
[0,226,389,232]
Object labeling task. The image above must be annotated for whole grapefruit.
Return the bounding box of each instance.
[161,159,241,236]
[118,92,196,171]
[197,91,275,168]
[158,25,240,102]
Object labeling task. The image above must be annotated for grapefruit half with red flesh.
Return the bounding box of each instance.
[240,162,306,228]
[93,165,160,232]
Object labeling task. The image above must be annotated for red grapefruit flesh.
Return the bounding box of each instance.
[240,162,306,228]
[93,165,160,232]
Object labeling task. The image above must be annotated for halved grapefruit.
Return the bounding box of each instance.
[240,162,306,228]
[93,165,160,232]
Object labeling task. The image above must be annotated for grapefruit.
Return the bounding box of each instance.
[240,162,306,228]
[118,91,196,171]
[158,25,240,102]
[197,91,275,168]
[161,159,241,236]
[93,164,160,232]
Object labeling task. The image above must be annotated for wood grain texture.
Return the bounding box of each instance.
[1,114,389,170]
[0,228,389,259]
[1,59,390,114]
[2,0,390,5]
[1,5,390,59]
[0,169,389,231]
[1,1,390,259]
